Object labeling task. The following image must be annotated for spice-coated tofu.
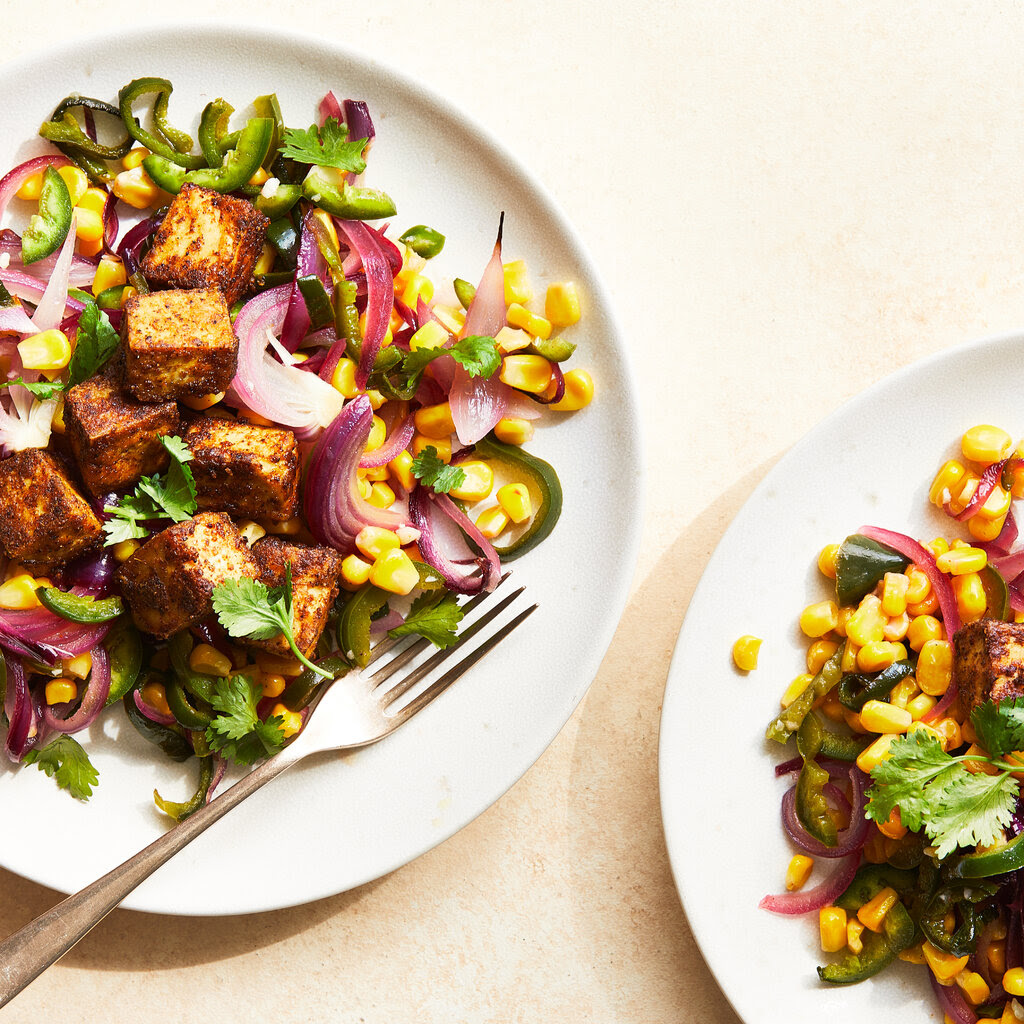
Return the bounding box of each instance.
[117,512,259,638]
[123,289,238,402]
[247,537,343,658]
[0,450,102,571]
[953,619,1024,713]
[64,375,179,496]
[140,184,269,305]
[182,417,299,522]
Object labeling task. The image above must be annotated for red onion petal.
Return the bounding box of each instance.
[133,688,176,727]
[759,852,861,915]
[358,406,414,469]
[0,154,72,224]
[929,971,978,1024]
[3,656,36,762]
[780,768,870,859]
[31,212,81,331]
[42,644,110,734]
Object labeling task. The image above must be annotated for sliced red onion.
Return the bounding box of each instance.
[42,644,110,734]
[31,212,80,331]
[342,99,375,147]
[280,211,329,352]
[0,154,72,224]
[984,508,1019,557]
[929,971,978,1024]
[758,852,860,915]
[0,266,85,316]
[528,360,566,406]
[0,230,97,288]
[133,688,176,726]
[304,394,407,554]
[0,384,58,455]
[0,604,111,664]
[946,459,1007,522]
[503,390,544,421]
[780,767,870,858]
[3,655,37,762]
[367,223,402,275]
[318,91,343,126]
[0,304,37,334]
[370,609,405,634]
[358,403,414,469]
[101,190,119,254]
[60,549,116,596]
[116,210,165,278]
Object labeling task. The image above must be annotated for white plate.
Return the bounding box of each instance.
[658,333,1024,1024]
[0,25,642,915]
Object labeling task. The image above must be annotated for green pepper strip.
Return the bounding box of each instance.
[104,619,144,706]
[118,78,206,170]
[399,224,445,259]
[168,632,215,704]
[837,659,915,711]
[122,677,193,762]
[950,832,1024,878]
[298,275,335,330]
[529,337,576,363]
[473,435,563,561]
[166,678,214,730]
[454,278,476,310]
[198,98,234,167]
[334,278,363,361]
[302,166,397,221]
[797,710,869,762]
[154,755,214,822]
[267,217,300,269]
[253,94,284,170]
[765,647,844,744]
[22,167,72,266]
[39,95,133,162]
[36,587,124,624]
[920,882,1000,956]
[338,585,389,667]
[796,757,837,846]
[817,901,915,984]
[256,183,301,220]
[280,655,349,712]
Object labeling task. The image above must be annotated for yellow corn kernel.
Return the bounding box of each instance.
[953,572,988,623]
[408,320,450,351]
[400,273,434,309]
[883,612,910,642]
[988,940,1007,978]
[330,357,359,399]
[44,678,77,706]
[502,260,532,304]
[62,652,92,680]
[122,146,150,170]
[806,639,838,674]
[733,635,762,671]
[341,554,373,586]
[370,548,419,596]
[950,475,981,516]
[963,743,1000,776]
[263,517,302,536]
[57,165,88,207]
[364,464,390,482]
[389,450,415,491]
[259,672,287,699]
[270,702,303,738]
[963,424,1014,465]
[449,460,494,502]
[907,614,943,652]
[362,415,386,453]
[236,521,266,547]
[924,716,960,752]
[905,565,932,604]
[189,644,233,678]
[1005,968,1024,997]
[310,207,338,249]
[956,969,990,1006]
[799,600,839,638]
[111,165,167,210]
[18,329,71,371]
[817,543,840,579]
[112,539,140,562]
[494,325,531,354]
[413,401,456,440]
[785,854,814,891]
[969,512,1008,543]
[936,546,987,575]
[236,408,273,428]
[876,806,907,840]
[819,906,847,953]
[841,640,860,673]
[476,504,510,540]
[889,673,919,708]
[73,206,104,244]
[15,170,44,200]
[930,460,968,506]
[907,693,937,721]
[1002,1001,1024,1024]
[49,395,66,435]
[978,484,1013,522]
[496,482,532,523]
[412,433,452,464]
[898,942,928,965]
[857,640,906,673]
[181,391,225,412]
[860,699,913,734]
[253,652,303,678]
[506,302,552,340]
[357,477,372,500]
[252,242,275,276]
[846,917,865,955]
[846,595,887,647]
[431,304,465,335]
[358,310,393,348]
[499,354,552,394]
[781,673,813,708]
[493,417,535,446]
[355,526,401,561]
[881,572,909,616]
[76,187,108,218]
[367,482,396,509]
[92,255,126,296]
[550,368,595,412]
[857,887,899,933]
[140,681,171,717]
[0,574,41,610]
[856,733,899,773]
[544,281,581,327]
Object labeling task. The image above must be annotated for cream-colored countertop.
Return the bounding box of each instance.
[4,3,1024,1021]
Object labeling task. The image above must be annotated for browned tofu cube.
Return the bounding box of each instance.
[140,184,269,305]
[182,417,299,522]
[123,289,238,402]
[0,450,102,571]
[953,619,1024,713]
[64,375,180,496]
[247,537,342,658]
[117,511,259,638]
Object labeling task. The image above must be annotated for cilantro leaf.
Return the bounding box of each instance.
[972,698,1024,757]
[68,300,120,387]
[397,335,500,391]
[926,770,1019,859]
[280,118,368,173]
[388,591,465,648]
[411,446,466,494]
[866,730,958,832]
[23,734,99,800]
[204,673,287,766]
[1,377,65,400]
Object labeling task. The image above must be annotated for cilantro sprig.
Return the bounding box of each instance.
[211,568,334,680]
[412,446,466,494]
[400,334,501,390]
[23,734,99,800]
[204,673,287,766]
[388,591,465,649]
[102,435,197,546]
[280,117,368,173]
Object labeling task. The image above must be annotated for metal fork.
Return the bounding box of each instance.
[0,576,536,1008]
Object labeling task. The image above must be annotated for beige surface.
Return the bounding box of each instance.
[4,2,1024,1020]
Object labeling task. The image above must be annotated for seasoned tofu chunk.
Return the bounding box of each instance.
[182,417,299,522]
[123,289,238,402]
[117,511,259,638]
[64,375,179,495]
[0,450,102,571]
[140,184,269,305]
[953,619,1024,713]
[247,537,343,658]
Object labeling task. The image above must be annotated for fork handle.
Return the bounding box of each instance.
[0,750,297,1009]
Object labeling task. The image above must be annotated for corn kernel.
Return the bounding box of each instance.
[898,942,928,964]
[446,460,492,503]
[341,554,373,586]
[331,357,359,398]
[956,969,990,1006]
[364,415,387,452]
[0,574,41,609]
[930,460,968,506]
[937,546,987,575]
[122,147,149,171]
[495,325,532,353]
[907,693,937,720]
[400,273,434,309]
[545,281,581,327]
[506,302,552,340]
[846,917,865,954]
[819,906,847,953]
[408,320,450,351]
[785,854,814,891]
[907,589,940,617]
[855,886,899,933]
[905,565,932,604]
[963,743,1000,776]
[733,635,762,671]
[264,516,302,536]
[841,640,860,673]
[370,548,419,596]
[112,539,140,562]
[856,733,899,773]
[963,424,1014,465]
[551,368,595,412]
[189,643,233,678]
[270,702,304,738]
[934,717,963,752]
[846,595,887,647]
[62,652,92,680]
[799,600,839,638]
[254,652,303,678]
[413,402,456,439]
[411,433,452,463]
[881,572,909,616]
[877,807,907,840]
[889,674,919,710]
[496,482,532,523]
[181,391,225,412]
[476,505,510,539]
[236,521,266,547]
[57,165,88,207]
[367,482,396,509]
[18,329,71,371]
[953,572,988,623]
[781,673,813,708]
[15,170,44,201]
[389,450,415,491]
[364,464,390,482]
[111,165,167,209]
[502,260,532,304]
[1005,968,1024,997]
[950,475,981,516]
[355,526,401,561]
[260,672,287,699]
[1010,461,1024,499]
[431,304,465,335]
[358,310,393,348]
[357,477,372,500]
[806,639,838,674]
[969,512,1008,542]
[977,484,1013,522]
[140,681,171,717]
[907,614,943,652]
[92,255,126,296]
[493,417,535,446]
[857,640,906,673]
[45,678,77,706]
[75,187,108,219]
[253,243,275,276]
[73,206,104,244]
[883,612,910,642]
[817,543,840,579]
[860,700,912,734]
[500,354,552,394]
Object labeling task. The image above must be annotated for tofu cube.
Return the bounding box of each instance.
[247,537,343,658]
[183,417,299,521]
[0,449,103,571]
[123,288,238,402]
[64,375,180,495]
[117,511,259,638]
[953,619,1024,713]
[140,183,269,305]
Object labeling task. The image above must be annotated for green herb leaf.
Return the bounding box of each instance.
[280,118,367,173]
[1,377,66,400]
[204,673,286,766]
[388,591,464,648]
[866,730,958,832]
[926,770,1019,859]
[398,334,500,391]
[68,300,120,387]
[23,734,99,800]
[411,446,467,494]
[972,698,1024,757]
